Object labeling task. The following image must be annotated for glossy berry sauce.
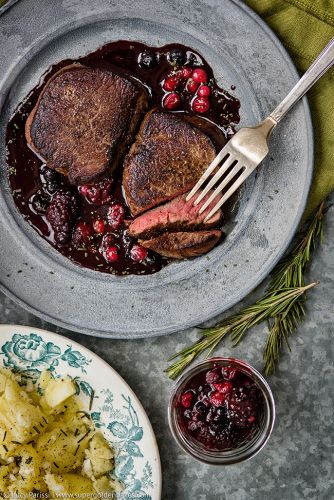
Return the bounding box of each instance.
[177,364,265,450]
[6,41,240,276]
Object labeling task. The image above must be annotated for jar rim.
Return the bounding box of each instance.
[168,357,275,465]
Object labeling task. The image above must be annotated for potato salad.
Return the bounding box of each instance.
[0,368,122,497]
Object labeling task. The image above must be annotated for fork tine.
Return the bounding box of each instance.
[186,145,231,202]
[198,161,243,214]
[203,168,250,222]
[193,154,238,206]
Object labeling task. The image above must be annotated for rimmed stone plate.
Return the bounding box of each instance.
[0,0,313,338]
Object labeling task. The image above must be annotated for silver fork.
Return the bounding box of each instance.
[187,36,334,222]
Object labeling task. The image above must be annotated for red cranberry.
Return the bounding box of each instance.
[72,221,94,248]
[186,79,199,93]
[163,92,181,110]
[210,391,226,407]
[181,391,193,408]
[213,381,233,395]
[248,416,256,424]
[181,66,192,79]
[192,96,210,113]
[222,367,237,380]
[163,75,180,91]
[198,84,211,97]
[130,244,148,262]
[192,68,208,83]
[78,178,112,205]
[93,219,106,234]
[105,246,119,263]
[107,203,125,230]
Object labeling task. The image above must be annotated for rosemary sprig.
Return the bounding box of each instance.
[166,202,326,380]
[262,201,325,375]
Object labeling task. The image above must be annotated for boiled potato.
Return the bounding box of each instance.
[36,424,92,473]
[93,475,123,494]
[45,473,96,495]
[0,378,46,443]
[0,367,117,496]
[44,376,76,408]
[88,431,114,478]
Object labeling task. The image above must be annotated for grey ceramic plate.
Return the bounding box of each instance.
[0,0,313,339]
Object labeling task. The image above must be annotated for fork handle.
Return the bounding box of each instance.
[269,36,334,123]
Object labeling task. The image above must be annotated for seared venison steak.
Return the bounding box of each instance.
[139,230,222,259]
[25,64,148,185]
[128,190,222,239]
[123,111,216,216]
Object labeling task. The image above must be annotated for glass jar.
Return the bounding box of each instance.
[168,357,275,465]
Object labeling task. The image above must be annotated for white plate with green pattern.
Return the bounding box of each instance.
[0,325,162,500]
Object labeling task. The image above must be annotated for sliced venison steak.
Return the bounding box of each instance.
[128,190,222,239]
[123,111,216,216]
[139,230,222,259]
[25,64,148,185]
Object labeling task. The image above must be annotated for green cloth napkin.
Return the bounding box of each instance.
[245,0,334,217]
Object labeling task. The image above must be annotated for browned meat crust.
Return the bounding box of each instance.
[139,230,222,258]
[25,64,148,185]
[123,111,216,216]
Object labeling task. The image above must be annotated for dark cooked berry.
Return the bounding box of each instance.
[72,221,94,248]
[192,96,210,113]
[163,75,181,91]
[168,48,186,66]
[138,50,157,69]
[205,368,221,384]
[184,409,192,419]
[192,68,208,83]
[193,401,207,415]
[40,165,62,194]
[163,92,181,110]
[46,190,78,245]
[107,203,125,230]
[186,79,199,93]
[210,391,226,407]
[47,180,62,194]
[198,84,211,97]
[145,252,159,266]
[30,190,50,214]
[181,391,193,408]
[222,367,237,380]
[99,233,119,263]
[93,219,106,235]
[122,231,133,253]
[130,244,148,263]
[105,246,119,262]
[187,53,198,66]
[181,66,193,79]
[78,177,113,205]
[213,381,233,395]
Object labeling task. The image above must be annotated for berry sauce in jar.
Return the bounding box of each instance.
[177,363,266,451]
